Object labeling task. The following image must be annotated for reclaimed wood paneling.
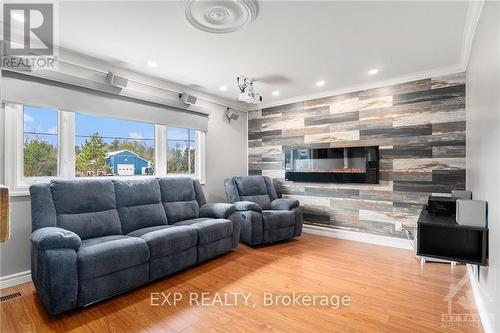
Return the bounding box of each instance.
[248,73,466,238]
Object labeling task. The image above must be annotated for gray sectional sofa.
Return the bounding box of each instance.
[29,177,241,315]
[224,176,303,246]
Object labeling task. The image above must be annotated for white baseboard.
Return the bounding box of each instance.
[466,264,494,333]
[0,270,31,289]
[303,224,413,250]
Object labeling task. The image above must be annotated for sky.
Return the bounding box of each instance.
[23,106,196,149]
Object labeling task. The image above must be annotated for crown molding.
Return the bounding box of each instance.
[460,0,485,70]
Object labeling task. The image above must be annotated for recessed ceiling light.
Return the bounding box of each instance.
[219,85,228,91]
[147,60,157,68]
[316,80,325,87]
[368,68,379,75]
[272,90,280,96]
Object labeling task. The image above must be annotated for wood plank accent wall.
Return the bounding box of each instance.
[248,73,466,238]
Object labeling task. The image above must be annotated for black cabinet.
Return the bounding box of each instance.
[416,207,488,265]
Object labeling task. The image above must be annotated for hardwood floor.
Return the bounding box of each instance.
[0,234,482,333]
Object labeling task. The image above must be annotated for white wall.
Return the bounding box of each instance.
[0,55,248,280]
[466,2,500,332]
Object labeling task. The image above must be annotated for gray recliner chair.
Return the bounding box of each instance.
[224,176,303,246]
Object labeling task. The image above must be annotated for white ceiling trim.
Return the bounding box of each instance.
[460,0,485,70]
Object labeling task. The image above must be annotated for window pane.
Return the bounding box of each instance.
[75,113,155,177]
[23,106,58,177]
[167,127,196,174]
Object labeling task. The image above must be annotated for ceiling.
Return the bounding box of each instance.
[57,1,472,110]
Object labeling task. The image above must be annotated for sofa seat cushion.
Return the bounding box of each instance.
[78,235,149,280]
[262,210,296,230]
[175,218,233,245]
[134,226,198,259]
[127,225,171,237]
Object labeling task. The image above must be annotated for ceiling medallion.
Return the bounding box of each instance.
[185,0,259,34]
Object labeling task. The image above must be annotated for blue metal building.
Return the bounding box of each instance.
[106,150,151,176]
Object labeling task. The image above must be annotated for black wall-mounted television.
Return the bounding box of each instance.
[284,146,379,184]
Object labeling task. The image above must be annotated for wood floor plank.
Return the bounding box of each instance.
[0,234,483,333]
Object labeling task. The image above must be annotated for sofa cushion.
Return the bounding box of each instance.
[175,218,233,245]
[234,176,268,196]
[51,179,122,240]
[51,179,116,214]
[159,177,200,223]
[135,226,198,258]
[78,235,149,280]
[127,225,171,237]
[159,177,196,202]
[113,178,167,234]
[163,201,199,224]
[261,210,296,230]
[57,210,122,240]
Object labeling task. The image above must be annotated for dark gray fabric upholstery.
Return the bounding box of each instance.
[31,247,78,314]
[51,179,116,214]
[263,176,278,201]
[30,177,239,315]
[163,200,199,223]
[224,178,241,203]
[197,236,233,263]
[159,177,200,223]
[149,248,197,281]
[224,176,303,246]
[233,201,262,212]
[30,183,57,231]
[127,225,172,237]
[292,207,304,237]
[32,227,81,250]
[175,219,233,244]
[271,198,300,211]
[240,194,271,209]
[261,210,296,230]
[159,177,196,202]
[138,226,197,258]
[199,203,236,219]
[113,178,168,234]
[78,263,149,307]
[238,210,263,246]
[233,176,268,196]
[57,210,122,240]
[78,235,149,280]
[263,227,295,243]
[193,179,207,206]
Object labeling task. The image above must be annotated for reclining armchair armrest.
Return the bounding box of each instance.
[271,198,300,211]
[199,203,237,219]
[233,201,262,212]
[31,227,82,251]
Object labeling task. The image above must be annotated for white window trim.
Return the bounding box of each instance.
[3,103,207,196]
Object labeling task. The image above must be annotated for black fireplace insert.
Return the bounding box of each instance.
[284,146,379,184]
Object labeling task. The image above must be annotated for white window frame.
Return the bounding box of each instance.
[3,103,206,196]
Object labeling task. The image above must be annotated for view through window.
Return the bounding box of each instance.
[23,106,58,177]
[167,128,196,174]
[75,113,155,177]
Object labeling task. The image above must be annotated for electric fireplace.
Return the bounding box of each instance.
[284,146,379,184]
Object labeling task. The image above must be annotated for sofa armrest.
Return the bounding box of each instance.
[233,201,262,212]
[271,198,300,211]
[31,227,82,251]
[199,203,237,219]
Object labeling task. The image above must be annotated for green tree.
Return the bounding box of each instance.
[24,138,57,177]
[76,133,108,175]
